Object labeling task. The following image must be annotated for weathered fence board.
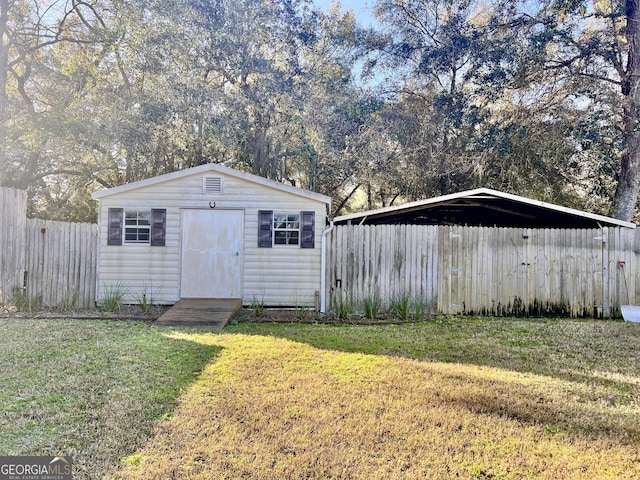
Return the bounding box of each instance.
[25,219,98,308]
[329,224,640,317]
[327,224,439,308]
[0,187,98,309]
[0,188,27,303]
[436,226,612,317]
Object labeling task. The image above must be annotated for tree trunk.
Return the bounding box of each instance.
[610,0,640,221]
[0,0,9,186]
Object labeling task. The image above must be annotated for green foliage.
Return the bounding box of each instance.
[362,295,382,320]
[390,294,412,321]
[58,289,79,312]
[333,294,356,319]
[135,293,152,314]
[134,287,161,314]
[100,283,126,313]
[248,294,265,317]
[386,295,431,322]
[10,287,43,313]
[1,0,634,222]
[413,298,427,321]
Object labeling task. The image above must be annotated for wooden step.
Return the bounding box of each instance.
[154,298,242,328]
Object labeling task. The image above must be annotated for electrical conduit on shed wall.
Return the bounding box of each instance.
[320,220,334,313]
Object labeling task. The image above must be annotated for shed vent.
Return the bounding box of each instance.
[203,176,223,194]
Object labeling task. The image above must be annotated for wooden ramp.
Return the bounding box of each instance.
[154,298,242,328]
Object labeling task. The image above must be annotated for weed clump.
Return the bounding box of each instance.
[100,282,126,312]
[11,286,42,312]
[333,295,356,319]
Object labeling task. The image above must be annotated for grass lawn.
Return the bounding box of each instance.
[117,317,640,479]
[0,319,220,479]
[2,317,640,478]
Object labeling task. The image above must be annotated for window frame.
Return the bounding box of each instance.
[272,212,301,246]
[257,210,316,249]
[123,210,152,244]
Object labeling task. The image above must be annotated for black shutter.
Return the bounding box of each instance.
[107,208,123,245]
[150,209,166,246]
[301,211,315,248]
[258,210,273,248]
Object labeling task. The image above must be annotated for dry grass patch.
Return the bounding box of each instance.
[118,332,640,479]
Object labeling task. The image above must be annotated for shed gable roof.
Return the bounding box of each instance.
[91,163,332,205]
[334,188,635,229]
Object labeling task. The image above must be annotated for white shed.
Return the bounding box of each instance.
[91,163,332,308]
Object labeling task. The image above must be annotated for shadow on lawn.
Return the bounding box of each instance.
[0,318,226,480]
[221,320,640,448]
[438,369,640,447]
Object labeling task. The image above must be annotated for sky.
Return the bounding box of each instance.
[312,0,379,27]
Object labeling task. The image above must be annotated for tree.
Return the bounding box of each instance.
[359,0,630,217]
[0,0,122,219]
[131,0,370,198]
[370,0,509,194]
[493,0,640,220]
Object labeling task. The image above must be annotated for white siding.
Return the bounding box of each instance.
[96,170,327,306]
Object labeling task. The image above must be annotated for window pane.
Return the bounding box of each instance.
[138,212,151,225]
[274,214,286,229]
[274,231,287,244]
[125,211,137,225]
[287,231,299,244]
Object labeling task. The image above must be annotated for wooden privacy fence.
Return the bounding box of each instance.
[0,188,27,305]
[24,219,98,309]
[0,187,98,308]
[327,224,640,317]
[327,225,439,307]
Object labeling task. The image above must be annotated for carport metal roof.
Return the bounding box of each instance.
[333,188,635,229]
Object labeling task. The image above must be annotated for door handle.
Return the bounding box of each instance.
[234,252,240,256]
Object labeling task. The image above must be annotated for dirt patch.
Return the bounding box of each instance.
[0,304,428,326]
[0,304,169,322]
[234,308,428,325]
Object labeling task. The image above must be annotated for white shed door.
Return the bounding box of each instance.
[180,210,244,298]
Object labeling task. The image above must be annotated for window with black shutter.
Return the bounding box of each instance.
[259,210,316,248]
[108,208,166,246]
